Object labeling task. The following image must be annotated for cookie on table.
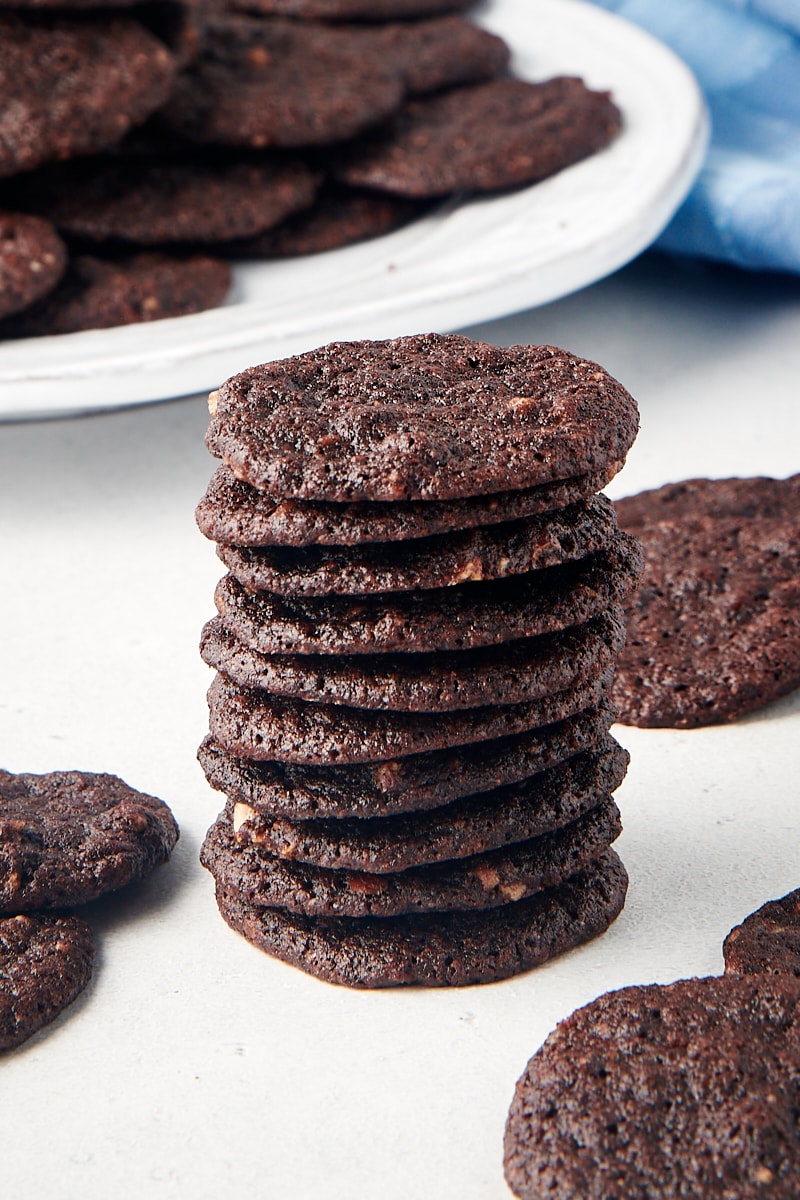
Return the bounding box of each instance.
[228,0,473,18]
[0,212,66,320]
[612,474,800,728]
[214,848,628,987]
[0,769,179,912]
[197,700,616,820]
[504,975,800,1199]
[336,76,621,198]
[227,738,628,872]
[160,16,404,149]
[0,914,94,1051]
[0,14,175,178]
[724,887,800,980]
[0,252,231,338]
[196,464,614,548]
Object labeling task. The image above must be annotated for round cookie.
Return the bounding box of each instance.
[206,668,612,764]
[337,76,621,198]
[202,799,621,919]
[214,847,628,987]
[0,212,66,320]
[224,739,628,872]
[206,334,638,502]
[612,475,800,728]
[0,14,175,179]
[196,464,614,548]
[504,975,800,1199]
[160,16,404,149]
[227,0,473,18]
[723,887,800,980]
[1,252,231,338]
[1,914,94,1051]
[197,699,616,819]
[200,609,625,712]
[213,533,643,657]
[0,768,179,912]
[359,16,510,97]
[216,495,618,597]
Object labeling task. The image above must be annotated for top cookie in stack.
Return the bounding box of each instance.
[197,332,643,987]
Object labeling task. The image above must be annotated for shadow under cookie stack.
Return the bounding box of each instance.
[197,332,642,987]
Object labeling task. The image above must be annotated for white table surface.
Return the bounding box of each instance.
[1,251,799,1200]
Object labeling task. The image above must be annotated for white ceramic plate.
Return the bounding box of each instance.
[0,0,707,420]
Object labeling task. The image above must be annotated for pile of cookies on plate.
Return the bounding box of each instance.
[0,0,621,337]
[196,331,643,987]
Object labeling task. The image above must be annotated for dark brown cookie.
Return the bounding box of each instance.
[159,16,404,149]
[202,799,621,918]
[196,464,614,547]
[0,914,94,1051]
[223,739,628,872]
[337,76,621,198]
[207,668,612,764]
[206,334,638,502]
[0,14,175,178]
[24,157,321,246]
[723,888,800,980]
[213,533,642,656]
[197,699,616,819]
[228,0,473,19]
[504,975,800,1199]
[0,252,231,338]
[216,496,618,597]
[200,609,625,712]
[612,475,800,728]
[0,212,67,320]
[0,768,179,912]
[214,847,628,986]
[360,16,510,97]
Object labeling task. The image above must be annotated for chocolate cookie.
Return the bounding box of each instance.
[337,76,621,198]
[0,914,94,1051]
[0,14,175,178]
[216,496,618,597]
[160,16,404,149]
[1,252,231,338]
[361,16,510,97]
[228,0,473,18]
[207,668,612,764]
[214,847,628,986]
[0,768,179,912]
[26,157,321,246]
[206,335,638,502]
[504,975,800,1199]
[213,534,642,656]
[723,888,800,980]
[0,212,66,320]
[612,475,800,727]
[197,699,616,819]
[200,609,625,712]
[224,739,628,872]
[202,799,621,918]
[196,464,614,548]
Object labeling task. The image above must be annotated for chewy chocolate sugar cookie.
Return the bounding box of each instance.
[0,212,66,319]
[724,886,800,980]
[1,914,94,1051]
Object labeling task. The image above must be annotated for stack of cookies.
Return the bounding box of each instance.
[197,332,643,987]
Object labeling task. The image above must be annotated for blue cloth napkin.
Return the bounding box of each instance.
[588,0,800,273]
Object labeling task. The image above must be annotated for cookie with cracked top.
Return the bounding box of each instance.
[612,474,800,727]
[0,213,66,320]
[0,768,179,912]
[207,668,612,764]
[200,609,625,712]
[228,0,472,18]
[197,700,616,819]
[216,495,618,597]
[337,76,621,198]
[0,14,175,179]
[504,974,800,1199]
[206,334,638,502]
[0,914,94,1051]
[222,739,628,872]
[213,534,642,657]
[723,887,800,980]
[214,848,628,987]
